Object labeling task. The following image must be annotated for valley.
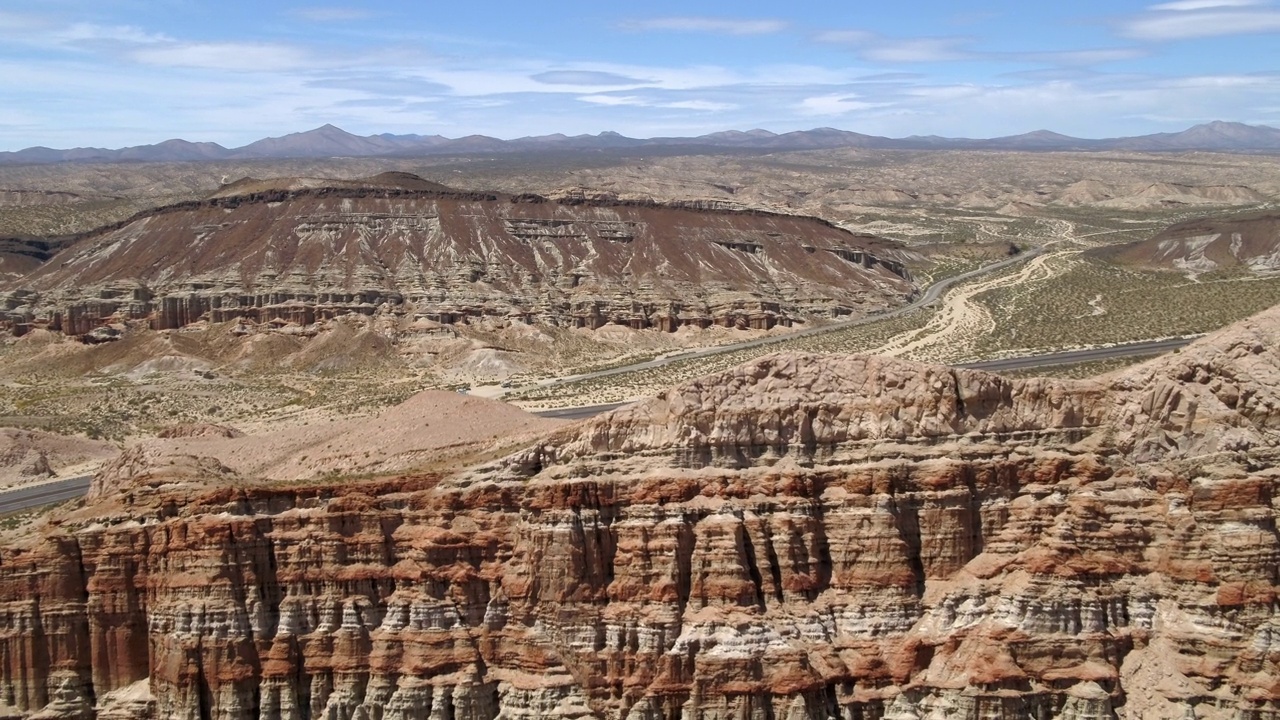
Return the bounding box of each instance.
[3,138,1280,720]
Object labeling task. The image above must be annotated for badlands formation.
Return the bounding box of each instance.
[5,297,1280,719]
[1100,211,1280,274]
[0,174,913,339]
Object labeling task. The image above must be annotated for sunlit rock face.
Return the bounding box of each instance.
[7,304,1280,719]
[0,177,914,339]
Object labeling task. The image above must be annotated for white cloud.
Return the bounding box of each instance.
[0,10,52,34]
[576,95,736,111]
[1028,48,1146,64]
[798,94,887,116]
[132,42,312,72]
[813,30,875,44]
[817,31,1140,67]
[1124,1,1280,39]
[578,95,646,106]
[815,30,972,63]
[621,17,788,35]
[532,70,650,86]
[1149,0,1263,9]
[291,7,373,22]
[863,38,970,63]
[666,100,737,111]
[57,23,172,45]
[1124,9,1280,38]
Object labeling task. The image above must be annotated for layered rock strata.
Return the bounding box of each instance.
[1095,210,1280,274]
[0,179,914,338]
[6,306,1280,718]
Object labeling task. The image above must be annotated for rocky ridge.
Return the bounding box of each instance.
[0,175,915,339]
[5,304,1280,718]
[1097,211,1280,275]
[5,121,1280,166]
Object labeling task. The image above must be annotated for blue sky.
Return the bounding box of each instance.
[2,0,1279,150]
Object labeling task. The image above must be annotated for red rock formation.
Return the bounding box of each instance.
[7,307,1280,718]
[0,179,915,339]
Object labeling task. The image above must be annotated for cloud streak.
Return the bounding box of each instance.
[290,7,373,22]
[621,17,788,35]
[132,42,312,72]
[1124,1,1280,39]
[1149,0,1263,10]
[531,70,650,86]
[577,94,736,111]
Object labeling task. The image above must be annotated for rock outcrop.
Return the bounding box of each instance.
[0,429,118,490]
[1096,211,1280,275]
[0,176,915,339]
[6,305,1280,719]
[0,237,77,282]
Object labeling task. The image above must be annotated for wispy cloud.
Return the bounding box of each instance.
[307,73,451,97]
[0,10,53,34]
[621,17,788,35]
[1028,48,1146,64]
[132,42,312,72]
[798,94,888,116]
[1123,1,1280,39]
[666,99,737,111]
[1149,0,1263,10]
[290,7,373,22]
[865,38,971,63]
[577,94,736,111]
[531,70,650,86]
[815,31,972,63]
[817,30,1142,67]
[55,23,172,45]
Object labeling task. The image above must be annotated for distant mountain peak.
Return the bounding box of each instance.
[4,120,1280,165]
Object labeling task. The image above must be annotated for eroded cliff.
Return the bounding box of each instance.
[0,176,914,339]
[5,305,1280,719]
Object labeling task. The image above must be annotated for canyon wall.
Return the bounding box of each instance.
[5,307,1280,719]
[0,184,915,338]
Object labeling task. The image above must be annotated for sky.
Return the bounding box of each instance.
[2,0,1279,150]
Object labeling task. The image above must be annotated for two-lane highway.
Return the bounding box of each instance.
[0,475,93,515]
[535,248,1043,389]
[957,337,1195,373]
[0,333,1195,516]
[0,250,1198,517]
[528,335,1198,421]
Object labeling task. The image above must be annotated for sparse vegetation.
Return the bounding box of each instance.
[2,147,1280,420]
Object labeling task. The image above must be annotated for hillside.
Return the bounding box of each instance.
[0,174,915,338]
[1096,211,1280,274]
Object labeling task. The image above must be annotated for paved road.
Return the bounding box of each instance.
[0,334,1196,514]
[534,402,632,420]
[0,475,92,515]
[532,335,1198,422]
[535,248,1043,389]
[957,336,1196,373]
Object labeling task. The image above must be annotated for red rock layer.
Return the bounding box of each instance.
[6,306,1280,719]
[0,184,914,338]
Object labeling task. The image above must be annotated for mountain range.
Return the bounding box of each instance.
[4,120,1280,165]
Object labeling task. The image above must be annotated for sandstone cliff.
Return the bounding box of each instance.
[6,305,1280,719]
[0,176,914,339]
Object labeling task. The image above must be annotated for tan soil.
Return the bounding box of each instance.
[107,389,566,484]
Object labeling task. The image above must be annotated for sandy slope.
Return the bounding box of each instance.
[0,428,118,489]
[108,390,565,484]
